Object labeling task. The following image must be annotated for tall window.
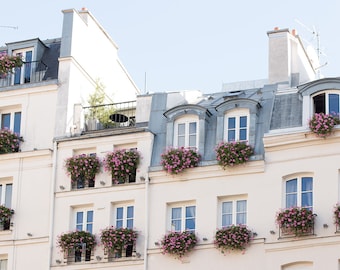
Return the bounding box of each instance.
[170,204,196,232]
[313,91,340,116]
[174,116,198,148]
[13,49,33,85]
[285,177,313,209]
[75,210,93,233]
[224,109,249,142]
[0,183,12,208]
[221,199,247,227]
[0,111,21,134]
[0,259,7,270]
[115,205,134,229]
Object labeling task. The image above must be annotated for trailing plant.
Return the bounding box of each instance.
[0,52,23,75]
[100,227,138,252]
[276,207,315,236]
[215,141,254,168]
[333,203,340,228]
[57,231,97,253]
[0,205,14,224]
[160,231,197,258]
[103,149,140,184]
[308,112,339,137]
[161,147,200,174]
[65,154,101,185]
[0,128,23,154]
[214,225,253,253]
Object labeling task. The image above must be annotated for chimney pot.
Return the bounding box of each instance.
[274,27,279,31]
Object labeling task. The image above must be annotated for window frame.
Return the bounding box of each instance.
[0,109,21,135]
[74,208,94,233]
[12,48,34,85]
[224,108,249,142]
[283,175,313,209]
[219,196,247,228]
[168,202,196,232]
[113,203,134,229]
[173,115,199,149]
[312,90,340,116]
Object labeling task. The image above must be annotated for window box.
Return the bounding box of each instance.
[215,141,254,168]
[0,129,23,154]
[103,149,140,185]
[0,53,23,75]
[65,154,100,189]
[214,225,253,253]
[276,207,316,238]
[161,147,200,174]
[308,113,339,137]
[160,231,197,259]
[0,205,14,231]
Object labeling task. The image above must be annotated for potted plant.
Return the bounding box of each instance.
[214,225,253,253]
[308,112,339,137]
[160,147,200,174]
[100,227,138,258]
[0,205,14,230]
[275,207,315,236]
[57,231,96,261]
[215,141,254,168]
[0,53,23,75]
[103,149,140,184]
[65,154,101,188]
[160,231,197,259]
[0,128,23,154]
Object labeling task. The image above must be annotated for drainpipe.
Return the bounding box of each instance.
[143,174,150,270]
[47,140,58,267]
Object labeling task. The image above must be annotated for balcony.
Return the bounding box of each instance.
[83,101,136,132]
[0,61,48,88]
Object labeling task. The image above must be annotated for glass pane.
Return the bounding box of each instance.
[313,93,325,113]
[4,184,12,208]
[178,123,185,135]
[76,212,83,224]
[240,116,247,128]
[172,207,181,219]
[87,210,93,223]
[286,179,297,193]
[116,207,123,219]
[86,224,93,233]
[14,67,21,85]
[329,93,339,116]
[1,114,10,129]
[186,206,195,218]
[127,206,134,219]
[172,220,181,232]
[222,202,232,214]
[185,218,195,231]
[302,192,313,208]
[24,51,32,83]
[127,219,133,229]
[237,200,247,212]
[302,177,313,192]
[228,117,235,129]
[236,213,246,225]
[228,130,235,141]
[178,136,185,147]
[14,112,21,134]
[189,135,196,147]
[189,122,196,134]
[222,214,232,227]
[171,207,182,232]
[116,220,123,228]
[239,128,247,141]
[286,194,297,208]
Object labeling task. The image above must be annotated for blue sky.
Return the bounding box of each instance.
[1,1,339,93]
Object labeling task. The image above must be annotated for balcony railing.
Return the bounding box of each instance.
[0,61,48,87]
[83,101,136,132]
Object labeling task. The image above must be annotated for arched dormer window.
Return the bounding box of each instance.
[163,104,212,156]
[312,91,340,116]
[215,98,260,147]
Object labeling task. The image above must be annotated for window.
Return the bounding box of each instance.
[224,109,249,142]
[170,204,196,232]
[0,183,12,231]
[313,91,340,116]
[285,176,313,209]
[13,49,33,85]
[0,111,21,134]
[221,199,247,227]
[75,210,93,233]
[174,116,198,148]
[0,259,7,270]
[115,205,134,229]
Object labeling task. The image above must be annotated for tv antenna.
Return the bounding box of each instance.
[295,19,327,78]
[0,25,18,30]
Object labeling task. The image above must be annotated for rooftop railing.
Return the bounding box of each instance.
[83,100,136,132]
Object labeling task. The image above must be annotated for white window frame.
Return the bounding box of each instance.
[0,258,7,270]
[74,208,94,233]
[12,48,34,85]
[311,90,340,116]
[224,108,249,142]
[168,202,196,232]
[174,115,198,149]
[219,196,247,228]
[283,175,313,209]
[0,180,13,208]
[113,203,134,229]
[0,108,21,134]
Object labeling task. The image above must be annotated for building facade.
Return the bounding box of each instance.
[1,8,340,270]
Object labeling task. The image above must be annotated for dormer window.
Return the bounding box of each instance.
[313,91,340,116]
[13,48,33,85]
[224,109,249,142]
[174,115,198,148]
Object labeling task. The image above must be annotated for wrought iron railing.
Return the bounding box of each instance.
[83,101,136,131]
[0,61,48,87]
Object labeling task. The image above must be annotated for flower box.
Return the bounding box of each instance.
[214,225,253,253]
[160,231,197,259]
[161,147,200,174]
[308,113,339,137]
[276,207,316,237]
[0,129,23,154]
[0,53,23,75]
[0,205,14,231]
[215,141,254,168]
[103,149,140,184]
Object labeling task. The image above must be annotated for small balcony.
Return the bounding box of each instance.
[0,61,48,88]
[83,101,136,132]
